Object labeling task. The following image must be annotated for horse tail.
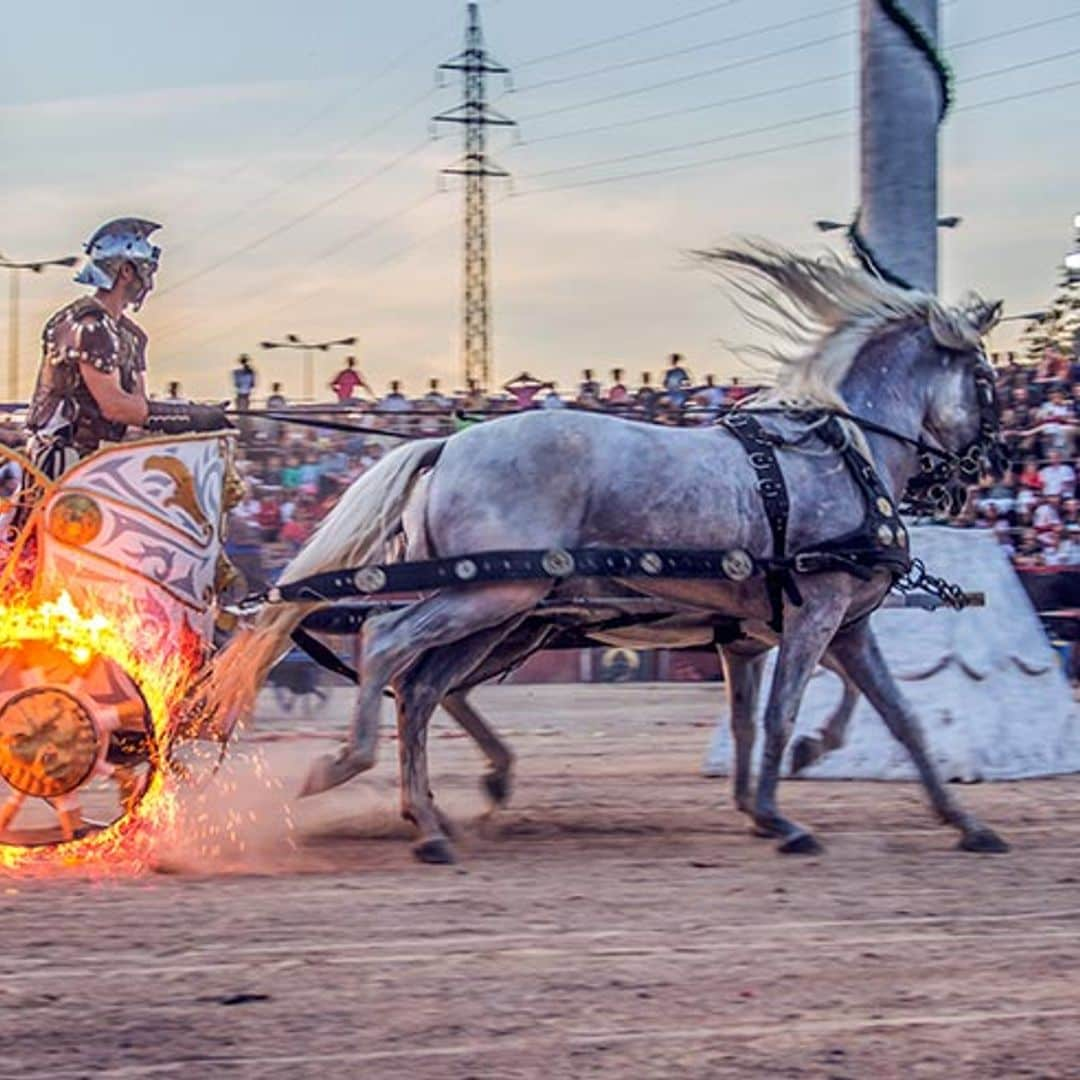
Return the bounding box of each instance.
[199,436,447,737]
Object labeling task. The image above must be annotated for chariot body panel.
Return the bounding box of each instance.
[0,434,236,847]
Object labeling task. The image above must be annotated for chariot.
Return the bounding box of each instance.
[0,433,238,847]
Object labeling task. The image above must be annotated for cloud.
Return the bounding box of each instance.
[0,78,306,122]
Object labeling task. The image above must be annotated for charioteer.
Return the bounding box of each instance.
[25,217,231,481]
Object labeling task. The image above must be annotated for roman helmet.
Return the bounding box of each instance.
[74,218,161,310]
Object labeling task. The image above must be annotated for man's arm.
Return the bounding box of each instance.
[80,363,149,426]
[81,363,229,434]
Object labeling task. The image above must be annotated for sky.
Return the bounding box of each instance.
[1,0,1078,401]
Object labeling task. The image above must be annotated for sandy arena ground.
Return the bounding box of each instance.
[1,682,1079,1079]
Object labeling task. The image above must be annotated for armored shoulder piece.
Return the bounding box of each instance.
[43,299,121,374]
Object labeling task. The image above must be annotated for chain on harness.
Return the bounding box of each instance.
[893,557,970,611]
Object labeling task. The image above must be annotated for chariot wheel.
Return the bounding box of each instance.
[0,640,155,848]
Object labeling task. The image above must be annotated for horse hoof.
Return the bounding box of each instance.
[790,736,822,775]
[414,837,456,865]
[778,831,824,856]
[298,750,372,798]
[750,817,785,839]
[482,771,511,807]
[958,828,1009,854]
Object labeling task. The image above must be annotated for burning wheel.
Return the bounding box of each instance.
[0,641,155,847]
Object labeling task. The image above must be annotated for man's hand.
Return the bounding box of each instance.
[189,402,233,431]
[145,400,233,434]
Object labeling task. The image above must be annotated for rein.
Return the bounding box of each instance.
[731,405,951,461]
[224,410,425,440]
[234,379,1001,518]
[230,403,968,463]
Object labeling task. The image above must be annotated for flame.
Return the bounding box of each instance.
[0,590,202,876]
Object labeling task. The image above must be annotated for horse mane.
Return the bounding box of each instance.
[695,241,1001,411]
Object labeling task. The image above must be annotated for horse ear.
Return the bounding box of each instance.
[969,297,1003,336]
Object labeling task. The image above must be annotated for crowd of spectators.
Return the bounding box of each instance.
[6,346,1079,591]
[221,346,1080,585]
[231,351,756,427]
[961,349,1080,570]
[222,352,758,588]
[221,345,1080,586]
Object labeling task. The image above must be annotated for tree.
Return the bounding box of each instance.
[1021,271,1080,362]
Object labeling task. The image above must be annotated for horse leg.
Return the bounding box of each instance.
[790,654,860,775]
[301,583,545,799]
[827,620,1008,853]
[298,649,387,796]
[441,691,515,808]
[718,643,766,818]
[394,636,522,864]
[754,597,847,854]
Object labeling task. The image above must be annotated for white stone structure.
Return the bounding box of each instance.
[704,526,1080,781]
[860,0,942,291]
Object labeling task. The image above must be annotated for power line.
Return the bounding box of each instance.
[516,131,853,196]
[523,105,854,180]
[156,194,450,356]
[169,12,460,218]
[155,138,433,299]
[154,8,1080,358]
[518,30,852,123]
[315,190,438,263]
[953,74,1080,115]
[155,188,442,343]
[947,9,1080,51]
[519,71,854,147]
[521,42,1080,182]
[960,45,1080,85]
[159,76,1080,365]
[160,44,1080,352]
[518,8,1080,127]
[176,87,436,252]
[515,72,1080,198]
[516,0,749,69]
[522,29,1080,149]
[513,3,854,94]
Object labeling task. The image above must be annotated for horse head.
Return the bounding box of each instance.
[908,296,1004,513]
[693,242,1004,514]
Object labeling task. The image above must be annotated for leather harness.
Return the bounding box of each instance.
[258,411,917,678]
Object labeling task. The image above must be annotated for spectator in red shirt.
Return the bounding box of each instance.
[256,490,283,542]
[725,376,751,403]
[606,368,629,406]
[330,356,372,403]
[1018,458,1044,493]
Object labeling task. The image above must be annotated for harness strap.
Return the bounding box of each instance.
[806,417,912,577]
[721,412,801,632]
[290,626,360,684]
[262,546,764,606]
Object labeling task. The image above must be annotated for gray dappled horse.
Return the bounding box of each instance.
[206,245,1007,864]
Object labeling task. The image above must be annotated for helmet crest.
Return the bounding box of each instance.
[74,218,161,310]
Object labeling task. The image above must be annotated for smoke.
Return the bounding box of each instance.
[151,738,413,876]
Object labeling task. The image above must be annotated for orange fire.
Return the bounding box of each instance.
[0,590,204,875]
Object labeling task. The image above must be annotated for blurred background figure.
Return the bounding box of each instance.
[330,355,372,405]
